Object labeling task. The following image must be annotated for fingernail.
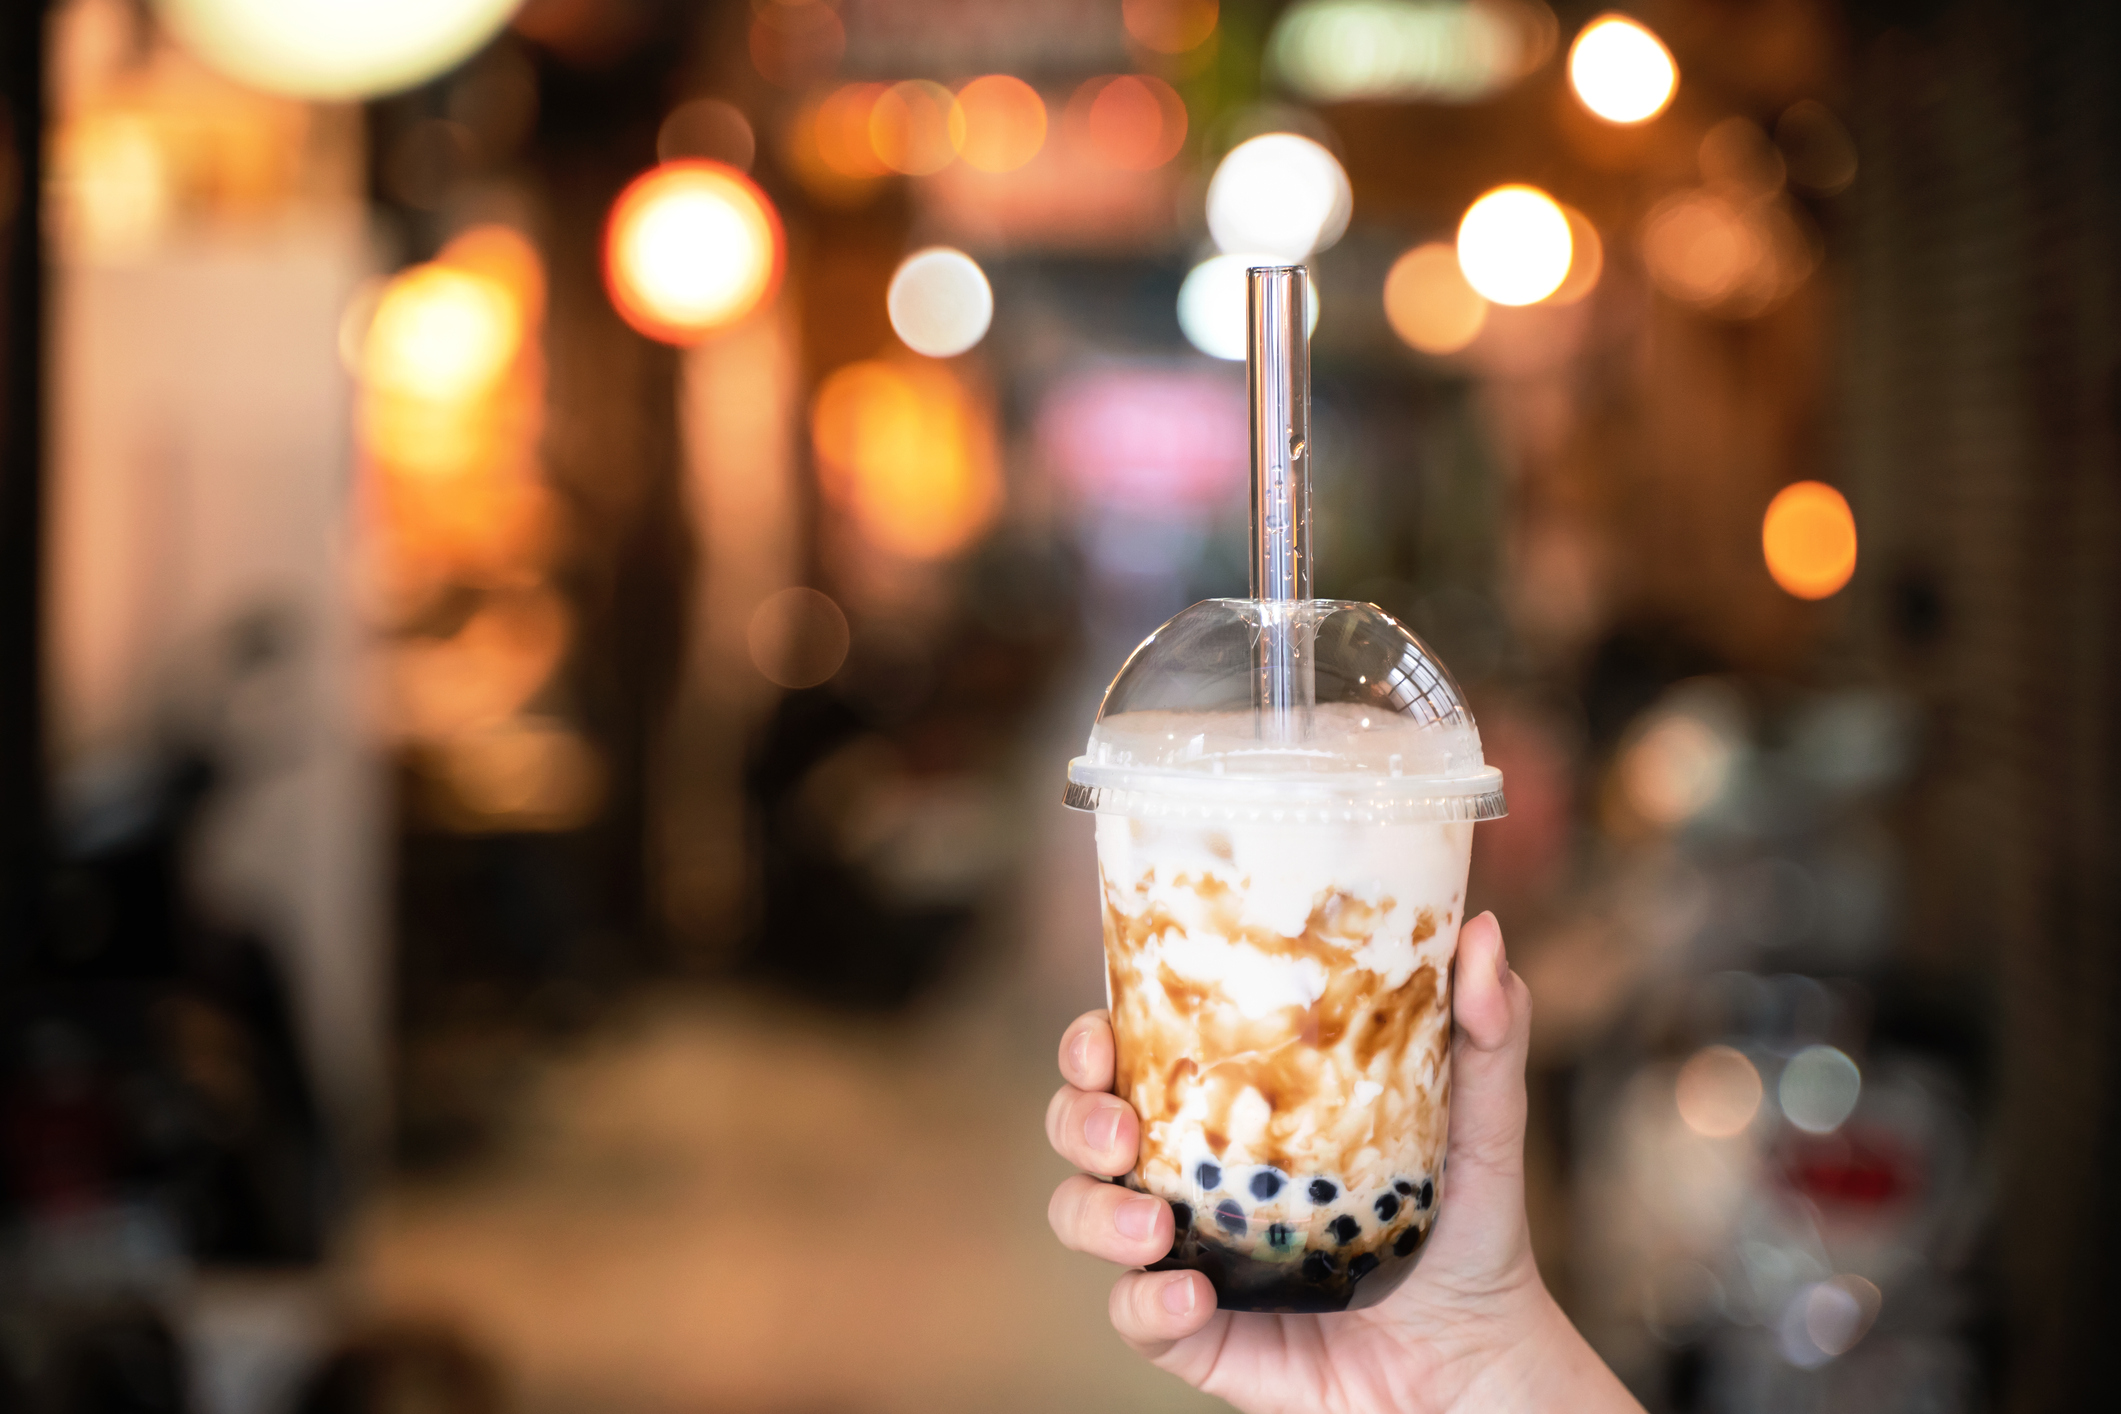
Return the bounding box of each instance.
[1494,928,1509,984]
[1085,1104,1123,1153]
[1115,1194,1163,1241]
[1068,1029,1089,1078]
[1159,1274,1196,1316]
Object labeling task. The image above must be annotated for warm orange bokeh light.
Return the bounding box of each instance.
[809,83,891,179]
[952,75,1047,173]
[871,80,961,175]
[1762,481,1857,599]
[362,264,520,405]
[1072,74,1188,171]
[1124,0,1219,54]
[604,160,784,344]
[811,359,1000,559]
[1384,242,1488,355]
[1546,206,1605,305]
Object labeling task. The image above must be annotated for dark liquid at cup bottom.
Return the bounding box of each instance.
[1145,1195,1436,1314]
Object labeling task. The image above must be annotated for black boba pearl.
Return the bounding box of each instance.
[1375,1192,1401,1222]
[1394,1179,1414,1196]
[1308,1179,1338,1203]
[1349,1253,1381,1281]
[1266,1223,1292,1248]
[1418,1179,1435,1210]
[1170,1202,1193,1233]
[1196,1162,1222,1190]
[1328,1215,1360,1245]
[1394,1226,1424,1258]
[1302,1252,1337,1282]
[1214,1199,1247,1234]
[1250,1170,1285,1200]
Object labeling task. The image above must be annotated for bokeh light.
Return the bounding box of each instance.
[1676,1045,1763,1138]
[748,588,852,689]
[1546,205,1605,304]
[887,248,994,358]
[1383,242,1488,354]
[871,80,961,176]
[1763,481,1858,599]
[952,76,1047,174]
[810,83,893,180]
[1205,133,1352,260]
[441,718,605,830]
[362,265,521,405]
[1269,0,1552,104]
[811,360,1001,559]
[658,98,757,171]
[1568,14,1678,124]
[1621,709,1736,826]
[1072,75,1189,171]
[1123,0,1220,54]
[604,160,784,344]
[155,0,520,100]
[1779,1045,1862,1134]
[748,0,846,88]
[1457,184,1573,306]
[1782,1276,1881,1366]
[1178,254,1320,361]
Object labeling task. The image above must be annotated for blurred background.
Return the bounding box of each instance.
[1,1,2116,1411]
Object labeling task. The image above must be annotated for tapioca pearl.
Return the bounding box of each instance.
[1394,1226,1424,1258]
[1417,1179,1435,1209]
[1301,1252,1336,1282]
[1394,1179,1414,1196]
[1170,1201,1193,1233]
[1196,1161,1222,1190]
[1375,1192,1401,1222]
[1214,1199,1247,1234]
[1249,1169,1285,1201]
[1266,1222,1295,1249]
[1349,1253,1381,1281]
[1308,1178,1338,1204]
[1328,1215,1360,1245]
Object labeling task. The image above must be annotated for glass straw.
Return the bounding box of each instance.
[1247,265,1314,742]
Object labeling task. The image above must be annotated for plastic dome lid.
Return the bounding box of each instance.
[1065,599,1507,825]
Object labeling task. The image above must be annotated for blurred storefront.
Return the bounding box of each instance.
[3,1,2118,1411]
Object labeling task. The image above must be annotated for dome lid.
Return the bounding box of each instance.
[1064,599,1506,825]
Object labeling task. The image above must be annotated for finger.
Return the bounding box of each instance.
[1448,913,1532,1169]
[1044,1083,1140,1176]
[1058,1009,1115,1092]
[1108,1269,1223,1359]
[1048,1173,1175,1266]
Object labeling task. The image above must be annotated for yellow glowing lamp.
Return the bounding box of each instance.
[1762,481,1857,599]
[604,161,785,344]
[155,0,523,100]
[1568,14,1678,124]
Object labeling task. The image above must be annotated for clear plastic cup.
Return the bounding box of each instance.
[1065,596,1505,1312]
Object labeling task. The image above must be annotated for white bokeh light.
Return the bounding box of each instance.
[1568,14,1678,124]
[156,0,523,100]
[1177,254,1320,361]
[1456,184,1574,306]
[887,248,995,358]
[1779,1045,1862,1134]
[1205,134,1353,261]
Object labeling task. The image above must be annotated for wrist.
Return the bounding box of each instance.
[1448,1287,1644,1414]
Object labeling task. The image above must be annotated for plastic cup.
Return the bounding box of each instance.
[1065,597,1505,1311]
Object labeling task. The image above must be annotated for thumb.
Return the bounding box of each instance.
[1439,912,1534,1242]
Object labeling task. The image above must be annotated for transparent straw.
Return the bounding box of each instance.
[1247,265,1314,742]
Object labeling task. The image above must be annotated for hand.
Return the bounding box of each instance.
[1043,912,1644,1414]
